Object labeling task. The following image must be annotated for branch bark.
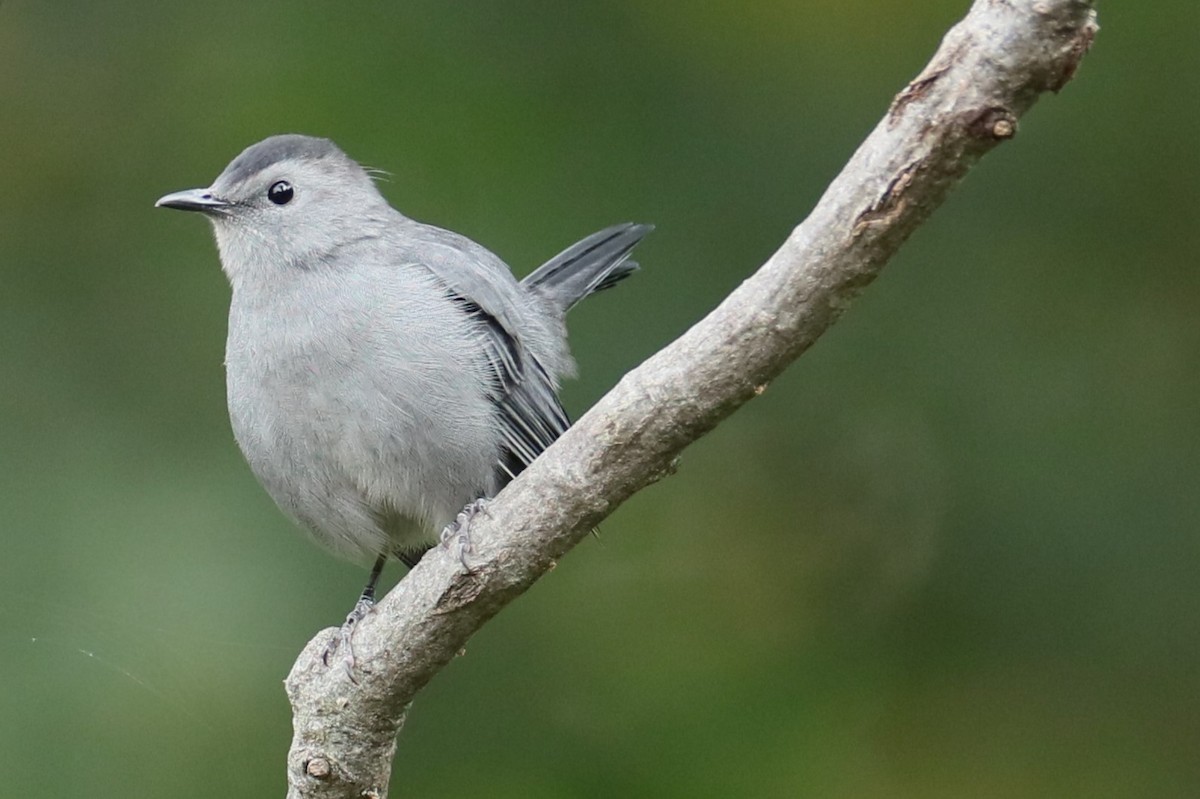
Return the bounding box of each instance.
[284,2,1098,796]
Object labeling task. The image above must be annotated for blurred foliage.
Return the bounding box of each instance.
[2,1,1197,796]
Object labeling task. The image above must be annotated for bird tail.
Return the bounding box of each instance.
[522,222,653,313]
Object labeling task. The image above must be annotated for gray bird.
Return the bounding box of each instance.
[157,134,651,615]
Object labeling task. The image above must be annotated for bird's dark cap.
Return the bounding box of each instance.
[219,134,343,186]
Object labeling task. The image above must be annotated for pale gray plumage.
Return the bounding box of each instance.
[157,134,651,577]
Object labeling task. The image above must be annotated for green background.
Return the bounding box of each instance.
[2,2,1195,796]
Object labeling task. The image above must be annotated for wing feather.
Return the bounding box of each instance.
[448,295,570,489]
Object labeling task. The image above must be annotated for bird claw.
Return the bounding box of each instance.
[440,498,490,571]
[322,594,377,682]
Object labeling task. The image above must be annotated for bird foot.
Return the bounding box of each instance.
[440,498,490,571]
[321,594,376,682]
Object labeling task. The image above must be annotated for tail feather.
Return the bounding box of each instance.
[523,222,653,313]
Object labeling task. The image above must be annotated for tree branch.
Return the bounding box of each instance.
[283,1,1099,796]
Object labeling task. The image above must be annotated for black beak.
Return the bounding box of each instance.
[155,188,231,214]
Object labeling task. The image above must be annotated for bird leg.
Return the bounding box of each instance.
[322,552,388,680]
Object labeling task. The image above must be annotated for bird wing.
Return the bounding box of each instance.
[403,224,572,488]
[448,294,571,486]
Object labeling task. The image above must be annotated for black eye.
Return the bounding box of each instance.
[267,180,294,205]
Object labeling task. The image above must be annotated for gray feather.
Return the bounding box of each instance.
[523,222,654,313]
